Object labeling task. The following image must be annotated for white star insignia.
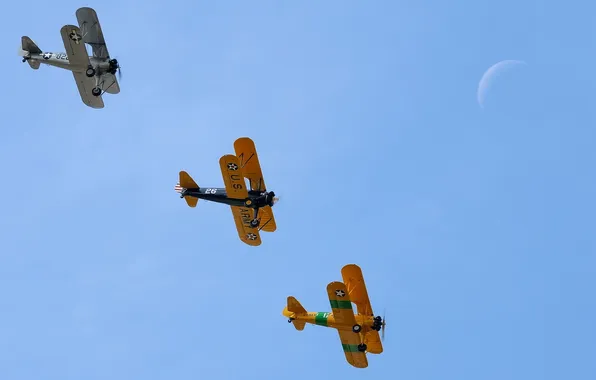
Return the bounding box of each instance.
[335,290,345,297]
[42,53,52,59]
[246,233,257,240]
[228,163,238,171]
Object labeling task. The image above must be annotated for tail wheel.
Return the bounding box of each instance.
[91,87,102,97]
[250,219,260,228]
[357,343,367,352]
[352,324,362,333]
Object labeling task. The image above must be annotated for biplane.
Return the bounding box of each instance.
[19,7,120,108]
[282,264,386,368]
[175,137,278,246]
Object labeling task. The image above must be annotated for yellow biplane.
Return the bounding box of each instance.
[174,137,278,246]
[282,264,385,368]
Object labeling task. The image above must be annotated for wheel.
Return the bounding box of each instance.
[357,344,367,352]
[91,87,101,97]
[352,324,362,333]
[86,66,96,77]
[250,219,260,228]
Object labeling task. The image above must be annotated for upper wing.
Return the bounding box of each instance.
[257,206,276,232]
[71,72,104,108]
[233,137,267,192]
[101,73,120,94]
[337,330,368,368]
[60,25,90,70]
[75,7,110,59]
[341,264,374,317]
[230,206,262,246]
[326,281,356,325]
[363,330,383,354]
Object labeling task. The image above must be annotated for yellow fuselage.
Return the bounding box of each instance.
[283,309,375,330]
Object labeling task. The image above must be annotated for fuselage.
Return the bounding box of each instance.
[283,309,377,331]
[182,187,276,208]
[27,52,110,72]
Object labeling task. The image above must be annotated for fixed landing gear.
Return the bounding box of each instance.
[357,343,367,352]
[85,65,96,77]
[288,318,295,323]
[352,324,362,333]
[250,219,260,228]
[91,87,102,97]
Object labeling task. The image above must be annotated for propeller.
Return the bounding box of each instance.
[381,309,386,341]
[109,58,122,80]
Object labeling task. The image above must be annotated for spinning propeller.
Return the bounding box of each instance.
[381,310,386,341]
[109,58,122,80]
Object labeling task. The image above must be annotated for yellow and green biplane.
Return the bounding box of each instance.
[174,137,278,246]
[282,264,385,368]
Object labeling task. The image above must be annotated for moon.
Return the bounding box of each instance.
[477,60,526,108]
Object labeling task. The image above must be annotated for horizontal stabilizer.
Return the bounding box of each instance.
[177,171,199,208]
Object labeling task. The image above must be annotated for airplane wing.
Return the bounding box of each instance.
[327,281,368,367]
[101,73,120,94]
[230,206,262,246]
[219,155,261,246]
[75,7,110,59]
[341,264,383,354]
[60,25,102,108]
[233,137,267,192]
[71,72,104,108]
[326,281,357,325]
[257,206,276,232]
[337,330,368,368]
[341,264,375,317]
[60,25,90,70]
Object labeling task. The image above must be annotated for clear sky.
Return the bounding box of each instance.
[1,0,594,379]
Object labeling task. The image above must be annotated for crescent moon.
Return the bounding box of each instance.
[477,60,526,108]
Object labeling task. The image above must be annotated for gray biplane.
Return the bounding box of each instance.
[174,137,278,246]
[19,7,120,108]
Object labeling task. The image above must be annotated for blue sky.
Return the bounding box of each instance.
[1,0,594,379]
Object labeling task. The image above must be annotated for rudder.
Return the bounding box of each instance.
[287,296,307,315]
[21,36,42,54]
[20,36,42,70]
[177,171,199,208]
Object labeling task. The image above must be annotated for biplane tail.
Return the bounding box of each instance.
[176,171,200,208]
[19,36,42,69]
[283,296,308,331]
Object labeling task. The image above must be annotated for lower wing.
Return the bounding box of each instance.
[336,329,368,368]
[230,206,261,246]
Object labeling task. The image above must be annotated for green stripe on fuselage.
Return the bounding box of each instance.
[330,300,353,309]
[315,312,329,326]
[342,344,360,352]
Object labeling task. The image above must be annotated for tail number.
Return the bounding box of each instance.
[205,188,217,194]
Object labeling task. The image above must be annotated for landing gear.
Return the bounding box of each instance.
[250,219,260,228]
[357,343,367,352]
[352,324,362,333]
[85,65,96,77]
[288,318,295,323]
[91,87,102,97]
